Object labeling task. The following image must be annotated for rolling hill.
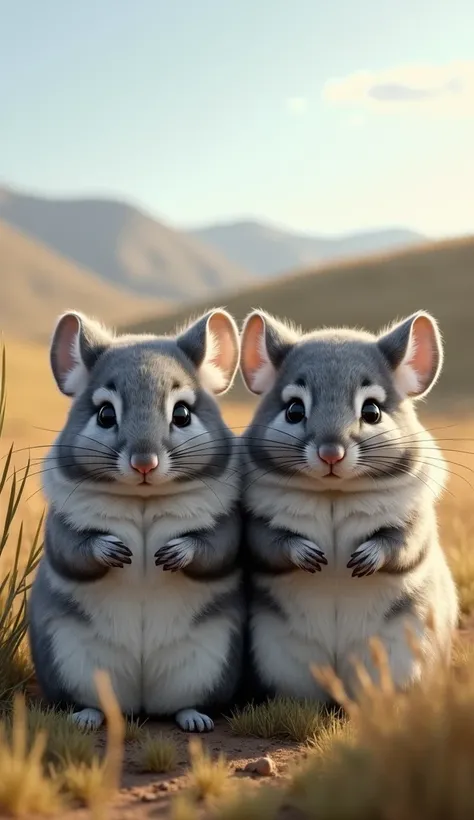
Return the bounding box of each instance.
[0,186,251,302]
[190,219,426,277]
[0,219,167,341]
[125,235,474,410]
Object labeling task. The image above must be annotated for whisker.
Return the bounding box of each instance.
[243,460,306,492]
[363,453,474,490]
[169,424,308,455]
[360,459,450,499]
[349,422,462,452]
[17,454,117,468]
[362,449,474,475]
[32,427,120,457]
[362,440,474,455]
[24,465,118,506]
[7,462,119,486]
[56,468,119,513]
[1,443,119,461]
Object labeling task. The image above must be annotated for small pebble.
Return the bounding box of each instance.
[244,756,276,776]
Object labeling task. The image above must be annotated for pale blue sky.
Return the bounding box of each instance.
[1,0,473,237]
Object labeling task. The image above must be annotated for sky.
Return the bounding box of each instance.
[1,0,473,238]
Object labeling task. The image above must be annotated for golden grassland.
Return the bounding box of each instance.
[1,337,474,816]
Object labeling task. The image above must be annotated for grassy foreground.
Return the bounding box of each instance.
[1,631,473,818]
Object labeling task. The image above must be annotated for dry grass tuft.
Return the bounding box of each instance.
[0,694,63,816]
[124,714,148,742]
[135,730,178,773]
[58,758,105,807]
[87,670,125,820]
[306,712,354,758]
[289,632,474,818]
[0,672,125,817]
[0,346,43,708]
[228,696,335,742]
[9,703,97,769]
[187,738,230,801]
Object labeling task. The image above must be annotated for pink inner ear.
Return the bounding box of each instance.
[54,313,81,383]
[241,314,267,389]
[207,312,237,378]
[407,315,437,390]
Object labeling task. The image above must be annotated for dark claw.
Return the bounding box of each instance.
[352,562,377,578]
[301,562,321,573]
[156,557,182,569]
[106,550,132,565]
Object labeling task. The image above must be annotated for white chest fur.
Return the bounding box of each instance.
[42,468,239,714]
[246,469,449,699]
[250,474,425,570]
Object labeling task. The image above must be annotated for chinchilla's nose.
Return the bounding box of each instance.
[130,453,159,475]
[318,442,346,465]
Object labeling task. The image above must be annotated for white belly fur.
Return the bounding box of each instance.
[249,474,458,700]
[44,474,238,715]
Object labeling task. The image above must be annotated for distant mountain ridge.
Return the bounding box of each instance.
[0,186,252,302]
[0,218,166,342]
[190,219,426,277]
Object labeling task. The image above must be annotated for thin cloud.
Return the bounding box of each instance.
[286,96,308,114]
[322,61,474,118]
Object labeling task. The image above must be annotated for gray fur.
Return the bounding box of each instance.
[28,309,244,732]
[240,309,458,703]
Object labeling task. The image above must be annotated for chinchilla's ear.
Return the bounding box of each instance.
[240,310,300,395]
[176,308,240,395]
[50,311,112,397]
[377,311,443,399]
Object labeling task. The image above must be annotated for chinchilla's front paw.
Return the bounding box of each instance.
[155,536,195,571]
[288,537,328,573]
[93,535,132,568]
[347,539,385,577]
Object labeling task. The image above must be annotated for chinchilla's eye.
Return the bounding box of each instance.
[285,399,306,424]
[361,399,382,425]
[172,402,191,428]
[97,402,117,429]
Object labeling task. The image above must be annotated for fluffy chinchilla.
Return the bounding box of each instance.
[28,309,244,732]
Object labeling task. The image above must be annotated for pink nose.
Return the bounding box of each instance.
[318,443,345,465]
[130,453,159,475]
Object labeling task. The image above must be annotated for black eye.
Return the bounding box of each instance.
[97,402,117,429]
[361,399,382,425]
[172,402,191,428]
[285,399,306,424]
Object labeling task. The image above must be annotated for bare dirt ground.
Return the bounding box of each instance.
[64,724,300,818]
